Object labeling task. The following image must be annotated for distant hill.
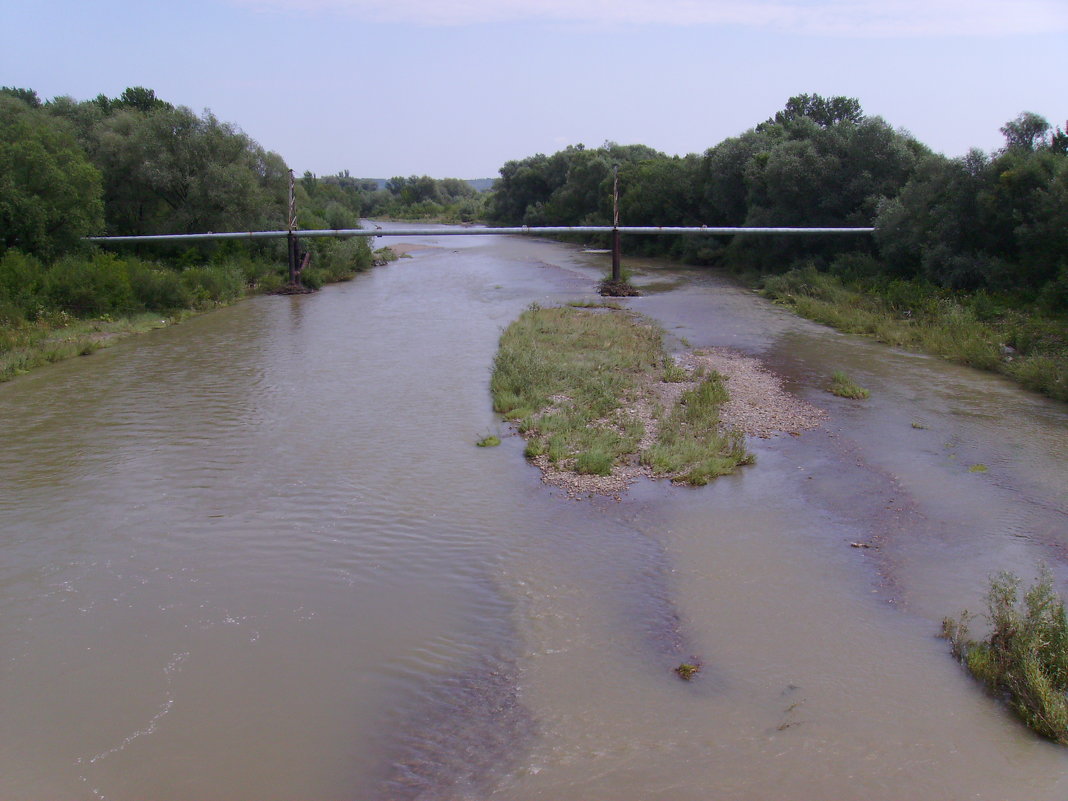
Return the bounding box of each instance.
[364,178,496,192]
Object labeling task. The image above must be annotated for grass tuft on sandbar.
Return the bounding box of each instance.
[490,304,751,486]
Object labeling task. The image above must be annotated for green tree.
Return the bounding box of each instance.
[488,142,665,226]
[1001,112,1051,152]
[43,95,107,150]
[0,86,41,108]
[114,86,172,113]
[877,111,1068,294]
[0,96,103,259]
[91,105,287,235]
[760,93,864,130]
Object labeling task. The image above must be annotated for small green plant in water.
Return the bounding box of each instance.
[675,662,701,680]
[941,568,1068,744]
[828,371,870,399]
[476,435,501,448]
[968,463,988,473]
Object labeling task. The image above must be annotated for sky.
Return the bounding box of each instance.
[3,0,1066,179]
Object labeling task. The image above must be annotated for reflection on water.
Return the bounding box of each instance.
[0,226,1066,800]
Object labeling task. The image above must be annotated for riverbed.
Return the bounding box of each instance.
[1,225,1066,799]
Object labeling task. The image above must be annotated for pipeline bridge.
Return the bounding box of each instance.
[88,224,875,285]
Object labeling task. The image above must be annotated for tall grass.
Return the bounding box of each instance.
[491,305,661,474]
[641,372,754,485]
[942,569,1068,744]
[759,265,1067,402]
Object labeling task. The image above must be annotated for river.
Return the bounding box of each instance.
[1,225,1066,799]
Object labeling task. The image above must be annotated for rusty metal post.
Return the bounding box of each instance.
[611,164,621,282]
[287,170,298,285]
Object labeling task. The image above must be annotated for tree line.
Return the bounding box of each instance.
[1,86,291,257]
[0,84,490,270]
[0,86,490,327]
[487,95,1067,310]
[297,171,486,226]
[1,86,1064,394]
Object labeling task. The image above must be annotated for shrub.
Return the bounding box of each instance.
[1038,266,1068,313]
[313,238,373,282]
[0,249,45,319]
[127,260,192,310]
[44,252,135,316]
[179,264,244,306]
[942,569,1068,744]
[299,266,326,290]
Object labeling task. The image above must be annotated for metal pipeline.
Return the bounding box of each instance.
[87,225,874,243]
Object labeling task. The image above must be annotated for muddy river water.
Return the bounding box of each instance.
[1,225,1067,800]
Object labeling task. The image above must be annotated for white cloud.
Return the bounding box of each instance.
[228,0,1068,36]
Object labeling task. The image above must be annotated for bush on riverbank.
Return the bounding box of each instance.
[0,241,379,382]
[0,248,273,381]
[942,569,1068,744]
[0,249,274,324]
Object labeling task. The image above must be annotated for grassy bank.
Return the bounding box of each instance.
[756,265,1068,402]
[490,304,751,486]
[0,242,388,383]
[0,311,192,382]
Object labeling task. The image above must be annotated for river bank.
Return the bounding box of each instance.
[0,310,192,382]
[0,245,398,383]
[750,265,1068,402]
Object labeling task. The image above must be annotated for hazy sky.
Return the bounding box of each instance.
[5,0,1066,178]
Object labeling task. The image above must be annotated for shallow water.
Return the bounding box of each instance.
[1,226,1066,799]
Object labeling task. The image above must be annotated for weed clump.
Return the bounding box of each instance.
[942,568,1068,744]
[675,662,701,680]
[641,372,754,485]
[661,358,689,383]
[476,435,501,448]
[599,268,640,297]
[372,247,399,266]
[828,370,870,399]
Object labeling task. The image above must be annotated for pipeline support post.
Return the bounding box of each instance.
[287,170,298,285]
[287,232,297,285]
[611,164,621,282]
